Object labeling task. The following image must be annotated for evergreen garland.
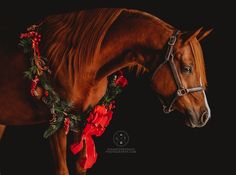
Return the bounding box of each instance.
[19,25,127,138]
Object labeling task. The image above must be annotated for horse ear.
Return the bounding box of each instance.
[182,27,203,45]
[197,28,213,41]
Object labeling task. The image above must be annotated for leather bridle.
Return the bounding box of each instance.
[152,31,203,114]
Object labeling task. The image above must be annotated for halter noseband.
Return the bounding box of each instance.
[152,31,203,114]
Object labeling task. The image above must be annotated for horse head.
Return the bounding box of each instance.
[151,28,212,127]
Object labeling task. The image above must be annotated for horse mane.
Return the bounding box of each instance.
[190,38,207,88]
[126,9,175,32]
[41,8,124,82]
[41,8,176,80]
[123,9,175,76]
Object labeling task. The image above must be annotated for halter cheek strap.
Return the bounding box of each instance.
[152,31,203,113]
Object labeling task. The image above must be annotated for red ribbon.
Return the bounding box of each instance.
[70,105,113,169]
[70,135,97,169]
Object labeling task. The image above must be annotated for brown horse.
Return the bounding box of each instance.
[0,8,212,175]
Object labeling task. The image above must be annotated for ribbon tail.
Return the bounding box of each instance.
[70,139,84,155]
[79,136,97,170]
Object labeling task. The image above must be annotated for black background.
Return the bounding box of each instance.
[0,1,235,175]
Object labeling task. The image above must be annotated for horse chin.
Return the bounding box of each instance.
[185,117,209,128]
[185,118,197,128]
[184,117,204,128]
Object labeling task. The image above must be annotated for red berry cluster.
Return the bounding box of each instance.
[108,100,116,110]
[20,31,41,40]
[20,31,42,49]
[44,90,49,97]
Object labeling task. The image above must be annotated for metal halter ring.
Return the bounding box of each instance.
[177,88,188,96]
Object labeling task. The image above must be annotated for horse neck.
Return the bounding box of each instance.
[96,9,175,81]
[0,44,49,125]
[41,9,175,113]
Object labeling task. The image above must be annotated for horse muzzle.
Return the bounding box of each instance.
[185,109,211,128]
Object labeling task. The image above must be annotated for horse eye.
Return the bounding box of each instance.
[182,66,192,74]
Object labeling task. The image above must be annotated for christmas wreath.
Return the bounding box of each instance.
[19,24,128,169]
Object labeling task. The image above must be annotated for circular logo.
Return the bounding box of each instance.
[113,130,129,147]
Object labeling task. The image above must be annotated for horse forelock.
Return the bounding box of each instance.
[190,38,207,88]
[41,8,124,83]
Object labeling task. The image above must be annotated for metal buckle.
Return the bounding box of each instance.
[177,88,187,96]
[163,105,174,114]
[168,36,177,46]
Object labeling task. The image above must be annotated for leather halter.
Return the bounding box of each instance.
[152,31,203,113]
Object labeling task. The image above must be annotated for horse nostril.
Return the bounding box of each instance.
[200,112,209,124]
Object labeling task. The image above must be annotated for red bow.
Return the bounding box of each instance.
[70,105,113,169]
